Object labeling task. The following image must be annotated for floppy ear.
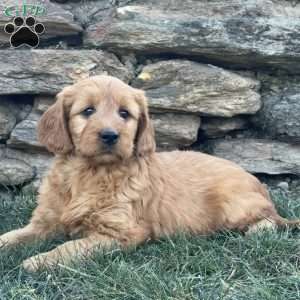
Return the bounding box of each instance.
[135,90,156,156]
[37,93,73,154]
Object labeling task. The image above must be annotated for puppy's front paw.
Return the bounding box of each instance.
[22,254,54,272]
[22,256,40,272]
[0,229,28,248]
[0,238,8,249]
[0,233,14,249]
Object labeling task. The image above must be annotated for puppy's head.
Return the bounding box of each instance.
[38,75,156,164]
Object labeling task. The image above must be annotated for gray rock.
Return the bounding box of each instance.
[34,96,55,113]
[201,117,248,138]
[0,99,17,141]
[277,181,289,191]
[15,102,33,123]
[0,96,32,140]
[0,96,54,185]
[85,0,300,73]
[0,50,133,95]
[2,146,52,180]
[210,138,300,175]
[8,96,47,150]
[151,113,200,149]
[55,0,113,28]
[133,60,261,117]
[0,158,34,186]
[0,0,82,47]
[0,145,34,186]
[8,111,42,150]
[254,75,300,141]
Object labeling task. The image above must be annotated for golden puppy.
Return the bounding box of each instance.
[0,75,298,272]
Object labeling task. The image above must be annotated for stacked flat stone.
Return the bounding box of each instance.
[0,0,300,188]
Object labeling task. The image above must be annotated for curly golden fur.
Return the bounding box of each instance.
[1,75,298,272]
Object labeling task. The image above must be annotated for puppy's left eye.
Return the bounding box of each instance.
[119,108,130,120]
[81,107,95,117]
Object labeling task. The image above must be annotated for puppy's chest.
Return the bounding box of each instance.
[60,169,144,235]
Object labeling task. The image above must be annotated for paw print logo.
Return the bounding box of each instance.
[4,16,45,48]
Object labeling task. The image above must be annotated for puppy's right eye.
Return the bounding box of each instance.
[81,107,95,117]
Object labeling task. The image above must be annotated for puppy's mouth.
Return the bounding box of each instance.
[94,145,124,162]
[101,144,115,153]
[94,151,124,165]
[78,138,126,163]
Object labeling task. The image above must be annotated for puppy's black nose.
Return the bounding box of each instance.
[99,129,119,146]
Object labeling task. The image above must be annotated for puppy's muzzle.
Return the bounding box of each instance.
[99,129,119,146]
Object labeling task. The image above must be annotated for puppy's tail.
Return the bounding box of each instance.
[273,215,300,229]
[261,186,300,229]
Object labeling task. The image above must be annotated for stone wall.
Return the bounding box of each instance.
[1,0,300,191]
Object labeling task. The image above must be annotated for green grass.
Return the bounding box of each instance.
[1,190,300,300]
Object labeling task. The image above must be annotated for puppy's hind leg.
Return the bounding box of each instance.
[245,218,277,235]
[221,191,282,234]
[245,215,300,235]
